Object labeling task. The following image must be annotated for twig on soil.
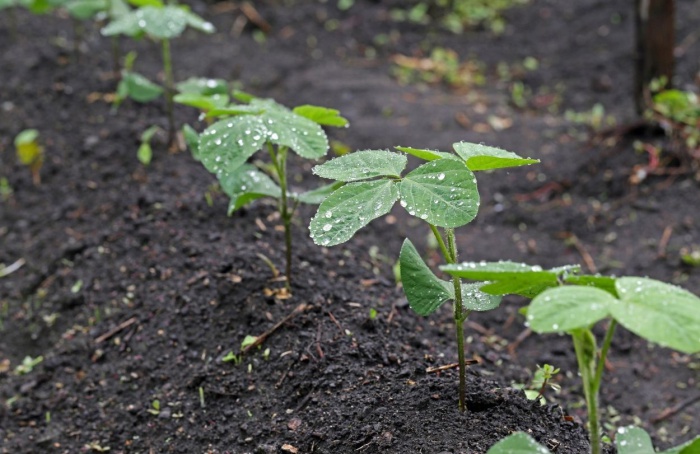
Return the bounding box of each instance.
[275,356,298,388]
[327,311,345,336]
[240,2,272,33]
[315,323,324,359]
[426,360,478,374]
[507,328,532,358]
[657,225,673,258]
[95,317,138,344]
[241,303,307,354]
[651,394,700,423]
[386,302,398,324]
[559,233,598,273]
[0,258,25,278]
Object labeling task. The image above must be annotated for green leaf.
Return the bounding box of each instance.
[199,100,329,177]
[103,5,192,39]
[182,124,200,159]
[295,182,344,205]
[527,286,617,333]
[395,146,460,162]
[453,142,539,171]
[140,125,160,142]
[176,77,228,96]
[397,159,479,228]
[293,105,349,127]
[204,105,264,118]
[461,283,502,311]
[486,432,550,454]
[313,149,406,182]
[65,0,108,19]
[109,0,129,17]
[565,274,618,297]
[219,164,281,214]
[120,71,163,102]
[137,142,152,165]
[615,426,655,454]
[232,89,255,103]
[182,8,215,34]
[310,180,398,246]
[14,129,39,146]
[173,93,230,112]
[441,261,579,283]
[611,277,700,354]
[399,239,454,316]
[661,435,700,454]
[478,279,558,299]
[127,0,161,7]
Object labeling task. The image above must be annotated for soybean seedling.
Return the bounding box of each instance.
[309,142,538,412]
[14,129,43,185]
[487,426,700,454]
[189,94,348,289]
[441,262,700,454]
[101,0,215,144]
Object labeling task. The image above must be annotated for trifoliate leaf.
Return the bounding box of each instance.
[453,142,539,171]
[219,164,281,214]
[313,149,406,182]
[612,277,700,354]
[293,105,349,127]
[398,159,479,228]
[310,180,398,246]
[527,286,617,333]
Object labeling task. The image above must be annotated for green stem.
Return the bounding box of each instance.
[429,224,450,261]
[446,228,469,413]
[572,330,601,454]
[161,39,175,146]
[268,144,292,290]
[594,319,617,391]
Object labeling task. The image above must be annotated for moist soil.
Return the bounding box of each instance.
[1,1,699,453]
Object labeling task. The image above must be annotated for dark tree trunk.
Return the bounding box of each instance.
[634,0,675,114]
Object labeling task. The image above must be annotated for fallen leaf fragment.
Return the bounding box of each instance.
[281,444,299,453]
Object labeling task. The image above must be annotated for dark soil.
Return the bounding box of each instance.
[1,1,699,453]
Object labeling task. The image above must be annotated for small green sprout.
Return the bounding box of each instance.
[14,355,43,375]
[188,95,348,289]
[441,263,700,454]
[198,386,205,408]
[102,0,215,143]
[0,177,13,201]
[147,399,160,415]
[369,308,378,320]
[14,129,43,186]
[310,142,538,412]
[222,351,241,365]
[137,125,161,166]
[681,246,700,267]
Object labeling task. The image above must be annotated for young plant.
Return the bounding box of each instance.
[14,129,43,185]
[309,142,538,412]
[188,94,348,289]
[101,0,215,144]
[440,262,700,453]
[487,426,700,454]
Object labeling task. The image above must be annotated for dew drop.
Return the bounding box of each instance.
[437,173,445,180]
[323,224,333,232]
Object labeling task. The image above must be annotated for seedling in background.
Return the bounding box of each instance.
[441,262,700,453]
[188,94,348,290]
[514,363,560,405]
[309,142,538,412]
[102,0,215,144]
[136,125,161,165]
[488,426,700,454]
[14,129,43,185]
[14,355,43,375]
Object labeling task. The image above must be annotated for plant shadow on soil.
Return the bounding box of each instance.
[1,0,699,453]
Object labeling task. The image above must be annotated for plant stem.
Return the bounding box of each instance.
[268,144,293,290]
[572,329,601,454]
[429,224,450,261]
[594,319,617,388]
[446,228,468,413]
[161,39,175,146]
